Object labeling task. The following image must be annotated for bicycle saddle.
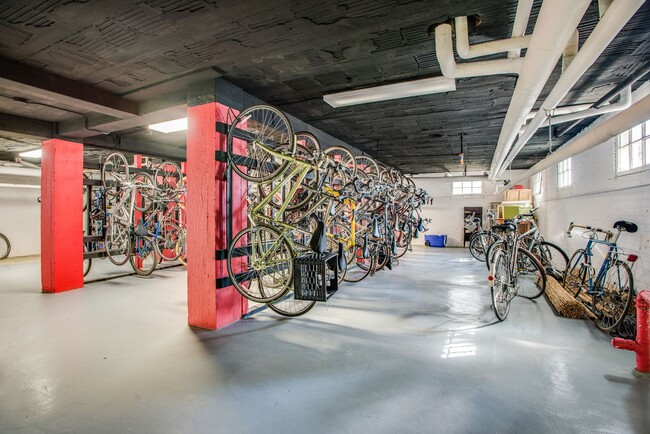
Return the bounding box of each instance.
[134,219,148,237]
[492,222,516,233]
[309,220,327,254]
[613,220,638,233]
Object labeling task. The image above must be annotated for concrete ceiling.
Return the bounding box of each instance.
[0,0,648,174]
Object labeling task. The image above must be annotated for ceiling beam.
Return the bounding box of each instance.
[82,135,185,162]
[58,90,188,138]
[0,56,139,118]
[0,111,55,138]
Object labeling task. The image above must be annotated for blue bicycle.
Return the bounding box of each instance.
[564,221,638,332]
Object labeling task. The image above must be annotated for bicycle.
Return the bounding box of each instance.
[488,220,547,321]
[563,221,637,332]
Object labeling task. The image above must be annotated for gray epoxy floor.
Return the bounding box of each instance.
[0,247,647,433]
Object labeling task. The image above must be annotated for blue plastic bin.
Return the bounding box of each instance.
[424,235,447,247]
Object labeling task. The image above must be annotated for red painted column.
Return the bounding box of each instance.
[186,101,248,329]
[41,139,83,293]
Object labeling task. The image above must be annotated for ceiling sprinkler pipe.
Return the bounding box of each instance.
[547,86,631,125]
[454,16,531,60]
[435,24,524,78]
[488,0,597,181]
[508,0,535,59]
[508,93,650,187]
[494,0,645,179]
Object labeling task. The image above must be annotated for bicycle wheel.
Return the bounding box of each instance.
[227,225,294,303]
[515,248,546,299]
[592,260,634,332]
[154,161,183,198]
[485,239,503,271]
[470,232,498,262]
[324,146,356,189]
[133,172,156,212]
[227,105,295,183]
[102,152,129,191]
[83,243,92,277]
[154,222,182,261]
[344,239,374,283]
[490,248,511,321]
[354,155,379,182]
[104,220,131,266]
[129,237,159,276]
[266,291,317,317]
[564,249,588,297]
[531,241,569,283]
[295,131,320,155]
[0,233,10,260]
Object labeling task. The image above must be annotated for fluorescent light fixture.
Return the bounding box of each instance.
[149,117,188,133]
[19,149,42,159]
[323,76,456,108]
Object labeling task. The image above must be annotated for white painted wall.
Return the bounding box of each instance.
[412,173,529,247]
[531,136,649,290]
[0,186,41,257]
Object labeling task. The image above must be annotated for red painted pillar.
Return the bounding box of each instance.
[186,101,248,329]
[41,139,83,293]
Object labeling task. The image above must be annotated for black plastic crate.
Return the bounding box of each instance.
[293,252,338,302]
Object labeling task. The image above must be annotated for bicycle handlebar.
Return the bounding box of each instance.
[566,222,613,240]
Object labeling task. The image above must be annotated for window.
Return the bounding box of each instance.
[557,158,571,188]
[617,120,650,173]
[452,181,482,195]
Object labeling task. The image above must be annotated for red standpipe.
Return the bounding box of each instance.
[612,290,650,374]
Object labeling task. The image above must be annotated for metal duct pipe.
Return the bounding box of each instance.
[508,0,535,59]
[495,0,645,179]
[507,93,650,187]
[546,86,632,125]
[435,24,524,78]
[556,61,650,137]
[455,16,531,59]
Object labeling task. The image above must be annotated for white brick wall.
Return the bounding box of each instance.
[0,186,41,257]
[533,137,650,291]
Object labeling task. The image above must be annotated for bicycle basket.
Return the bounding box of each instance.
[293,252,338,302]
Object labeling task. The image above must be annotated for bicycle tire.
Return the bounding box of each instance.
[485,239,503,271]
[354,155,379,182]
[592,260,634,333]
[102,152,129,191]
[133,172,156,212]
[564,249,587,298]
[0,233,10,260]
[227,105,295,183]
[83,243,92,277]
[154,222,182,261]
[532,241,569,283]
[490,248,511,321]
[323,146,356,190]
[104,220,131,266]
[515,248,546,299]
[344,239,374,283]
[469,232,498,262]
[154,161,183,198]
[227,225,294,303]
[266,292,316,317]
[295,131,320,155]
[129,238,159,276]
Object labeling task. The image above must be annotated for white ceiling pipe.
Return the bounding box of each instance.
[455,16,531,59]
[495,0,645,178]
[508,92,650,187]
[508,0,535,59]
[525,103,594,121]
[562,30,579,72]
[487,0,593,181]
[435,24,524,78]
[0,166,41,177]
[545,85,632,125]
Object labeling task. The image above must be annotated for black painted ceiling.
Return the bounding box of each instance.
[0,0,648,173]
